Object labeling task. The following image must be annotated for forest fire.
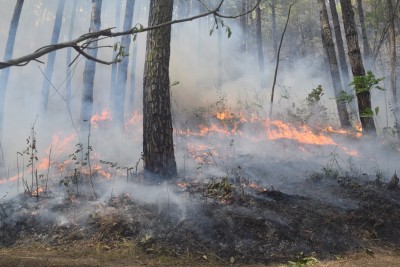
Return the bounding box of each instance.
[91,110,112,128]
[175,110,361,158]
[266,120,337,145]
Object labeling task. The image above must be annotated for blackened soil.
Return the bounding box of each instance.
[0,177,399,265]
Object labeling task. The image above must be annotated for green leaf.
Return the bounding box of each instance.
[360,108,374,118]
[375,106,380,116]
[226,26,232,38]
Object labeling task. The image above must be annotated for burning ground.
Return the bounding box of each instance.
[1,105,400,266]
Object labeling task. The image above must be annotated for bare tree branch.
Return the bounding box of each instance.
[0,0,261,70]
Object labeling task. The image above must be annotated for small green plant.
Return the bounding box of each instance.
[350,70,384,94]
[281,253,319,267]
[285,85,328,126]
[337,71,384,119]
[306,85,324,104]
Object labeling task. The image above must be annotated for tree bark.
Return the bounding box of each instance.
[0,0,24,140]
[113,0,136,128]
[319,0,351,128]
[143,0,177,178]
[66,0,78,107]
[40,0,66,114]
[356,0,372,67]
[328,0,355,112]
[80,0,102,128]
[340,0,376,134]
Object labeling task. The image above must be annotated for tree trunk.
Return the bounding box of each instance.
[40,0,66,114]
[340,0,376,134]
[240,0,247,53]
[328,0,356,117]
[319,0,351,128]
[356,0,372,67]
[66,0,78,106]
[218,26,223,89]
[255,4,266,88]
[110,0,122,108]
[0,0,24,141]
[128,0,143,115]
[80,0,102,128]
[387,0,400,140]
[143,0,177,178]
[113,0,135,128]
[271,0,278,57]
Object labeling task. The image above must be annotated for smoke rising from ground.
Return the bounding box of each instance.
[0,0,399,208]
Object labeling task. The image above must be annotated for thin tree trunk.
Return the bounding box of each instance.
[218,27,223,89]
[113,0,136,128]
[271,0,278,57]
[255,4,265,88]
[66,0,78,107]
[80,0,102,128]
[328,0,357,116]
[0,0,24,141]
[40,0,66,114]
[143,0,177,178]
[356,0,372,67]
[240,0,247,53]
[387,0,400,140]
[340,0,376,134]
[128,0,143,115]
[270,1,296,118]
[110,0,122,108]
[319,0,351,128]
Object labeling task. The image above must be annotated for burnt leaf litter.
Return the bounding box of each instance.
[1,171,400,265]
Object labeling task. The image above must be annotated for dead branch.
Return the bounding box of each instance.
[0,0,261,70]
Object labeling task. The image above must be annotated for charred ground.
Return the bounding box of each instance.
[1,171,400,266]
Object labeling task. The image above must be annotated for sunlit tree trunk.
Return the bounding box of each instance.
[328,0,356,117]
[255,5,265,88]
[40,0,66,114]
[340,0,376,134]
[356,0,372,67]
[0,0,24,141]
[66,0,78,107]
[319,0,351,128]
[113,0,135,128]
[80,0,102,128]
[143,0,177,178]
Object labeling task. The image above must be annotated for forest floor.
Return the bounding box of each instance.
[1,172,400,266]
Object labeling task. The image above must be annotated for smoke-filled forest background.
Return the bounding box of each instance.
[1,1,400,265]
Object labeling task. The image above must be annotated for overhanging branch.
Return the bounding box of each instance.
[0,0,261,70]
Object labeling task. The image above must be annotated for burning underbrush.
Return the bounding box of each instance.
[1,98,400,264]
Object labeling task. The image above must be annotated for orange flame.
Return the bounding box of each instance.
[266,120,336,145]
[91,110,112,128]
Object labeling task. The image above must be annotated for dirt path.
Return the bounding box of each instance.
[1,245,400,267]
